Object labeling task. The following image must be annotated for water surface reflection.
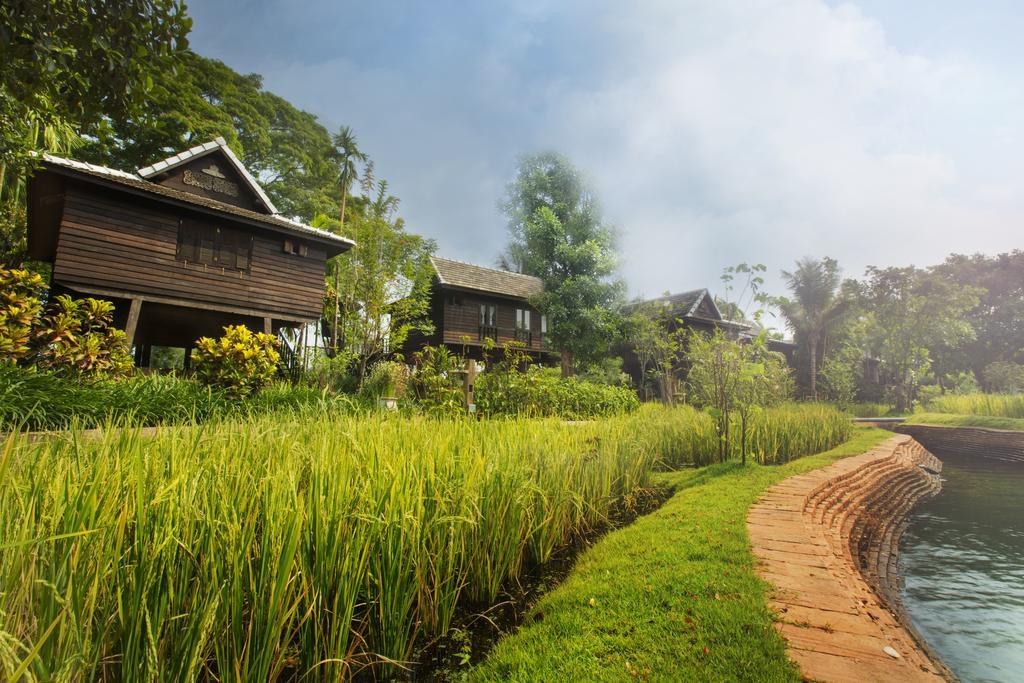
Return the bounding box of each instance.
[900,449,1024,682]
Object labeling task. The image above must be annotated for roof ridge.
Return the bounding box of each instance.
[431,255,543,281]
[40,153,141,181]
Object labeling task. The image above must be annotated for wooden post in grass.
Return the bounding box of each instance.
[125,297,143,349]
[464,358,477,413]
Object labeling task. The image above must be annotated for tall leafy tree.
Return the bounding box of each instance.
[314,181,436,384]
[501,152,624,376]
[0,0,190,175]
[853,266,980,411]
[931,251,1024,386]
[78,51,340,221]
[776,257,848,399]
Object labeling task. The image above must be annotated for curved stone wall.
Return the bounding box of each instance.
[895,423,1024,463]
[748,435,950,682]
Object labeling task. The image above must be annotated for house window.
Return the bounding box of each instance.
[283,239,308,257]
[515,308,531,330]
[480,304,497,327]
[540,314,548,334]
[177,218,252,271]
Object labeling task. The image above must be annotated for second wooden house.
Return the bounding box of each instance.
[404,256,551,362]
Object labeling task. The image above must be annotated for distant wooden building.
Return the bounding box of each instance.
[404,256,551,361]
[26,138,353,367]
[621,288,796,399]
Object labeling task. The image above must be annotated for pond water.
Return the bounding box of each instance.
[900,448,1024,683]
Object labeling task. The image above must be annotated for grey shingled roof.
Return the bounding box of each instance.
[137,137,278,214]
[40,153,354,251]
[624,288,708,316]
[431,256,543,299]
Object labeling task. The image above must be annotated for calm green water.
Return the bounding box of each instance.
[900,449,1024,683]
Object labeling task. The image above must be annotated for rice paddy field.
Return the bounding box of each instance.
[925,393,1024,419]
[0,403,851,680]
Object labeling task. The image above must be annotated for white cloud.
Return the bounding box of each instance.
[551,0,1024,296]
[195,0,1024,298]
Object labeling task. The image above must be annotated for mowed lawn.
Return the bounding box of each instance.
[471,427,891,682]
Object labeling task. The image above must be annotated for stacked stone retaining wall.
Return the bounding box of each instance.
[895,423,1024,463]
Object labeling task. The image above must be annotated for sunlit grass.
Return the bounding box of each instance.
[924,393,1024,419]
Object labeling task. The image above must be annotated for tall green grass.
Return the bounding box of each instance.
[0,403,852,679]
[652,403,853,468]
[925,393,1024,419]
[0,408,690,679]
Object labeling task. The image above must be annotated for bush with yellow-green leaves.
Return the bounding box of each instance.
[193,324,280,397]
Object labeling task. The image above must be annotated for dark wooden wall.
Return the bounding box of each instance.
[52,185,327,319]
[440,290,547,353]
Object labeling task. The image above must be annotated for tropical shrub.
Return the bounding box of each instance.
[193,324,280,397]
[409,344,464,415]
[1,267,132,377]
[0,266,45,362]
[363,359,410,400]
[32,295,133,377]
[476,365,640,419]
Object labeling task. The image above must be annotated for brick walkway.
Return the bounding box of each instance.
[748,435,949,682]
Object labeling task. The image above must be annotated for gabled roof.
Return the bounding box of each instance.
[624,288,708,316]
[431,256,543,299]
[624,288,749,328]
[40,153,354,253]
[137,137,278,214]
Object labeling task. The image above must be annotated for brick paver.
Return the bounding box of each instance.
[747,435,949,682]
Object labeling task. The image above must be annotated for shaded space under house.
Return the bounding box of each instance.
[26,137,354,370]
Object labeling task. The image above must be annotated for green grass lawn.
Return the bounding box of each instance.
[470,427,891,682]
[906,412,1024,431]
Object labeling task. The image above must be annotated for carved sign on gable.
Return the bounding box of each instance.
[182,166,240,197]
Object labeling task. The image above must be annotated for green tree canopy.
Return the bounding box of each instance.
[851,265,980,411]
[78,51,340,221]
[0,0,190,174]
[501,152,624,375]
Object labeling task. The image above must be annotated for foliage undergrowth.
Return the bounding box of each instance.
[0,365,350,431]
[470,428,889,682]
[476,366,640,419]
[923,393,1024,419]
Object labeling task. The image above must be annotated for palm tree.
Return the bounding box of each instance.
[330,126,368,352]
[777,257,848,399]
[333,125,368,229]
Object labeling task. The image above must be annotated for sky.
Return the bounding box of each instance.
[187,0,1024,303]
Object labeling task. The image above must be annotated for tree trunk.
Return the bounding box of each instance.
[808,335,818,400]
[741,412,747,466]
[560,349,574,377]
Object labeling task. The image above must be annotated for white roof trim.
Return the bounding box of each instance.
[137,137,279,214]
[430,256,448,285]
[685,289,710,317]
[40,152,353,248]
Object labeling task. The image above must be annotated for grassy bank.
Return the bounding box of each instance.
[470,427,891,682]
[906,412,1024,431]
